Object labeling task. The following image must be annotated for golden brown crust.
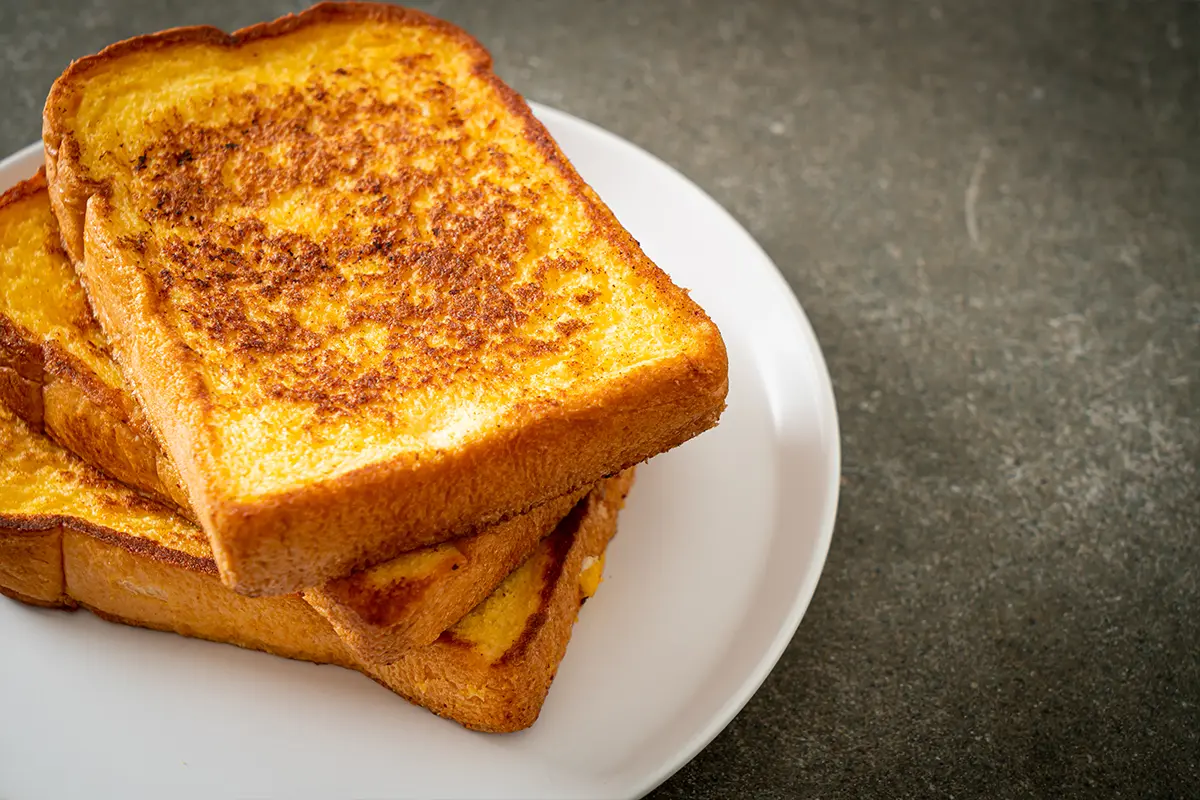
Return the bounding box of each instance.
[60,530,356,668]
[42,340,149,440]
[8,343,605,657]
[505,469,632,665]
[0,584,73,609]
[0,168,48,210]
[1,511,218,575]
[0,316,42,385]
[43,2,727,595]
[0,525,67,606]
[0,362,42,432]
[0,175,50,429]
[0,449,631,732]
[204,362,719,595]
[306,485,587,662]
[42,342,195,515]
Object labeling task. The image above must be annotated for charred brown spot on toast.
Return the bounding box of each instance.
[320,549,466,628]
[322,575,438,627]
[572,289,600,306]
[496,500,581,665]
[72,472,179,520]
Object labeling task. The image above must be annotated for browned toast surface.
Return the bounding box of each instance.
[43,2,726,594]
[0,173,610,656]
[0,402,212,569]
[0,402,632,731]
[305,485,587,660]
[0,170,191,511]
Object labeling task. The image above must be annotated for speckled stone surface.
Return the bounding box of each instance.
[1,0,1196,796]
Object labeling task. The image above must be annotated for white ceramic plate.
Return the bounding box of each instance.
[0,104,839,800]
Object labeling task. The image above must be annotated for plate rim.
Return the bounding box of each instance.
[528,106,840,797]
[0,102,841,800]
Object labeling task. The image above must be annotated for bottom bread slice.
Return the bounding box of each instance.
[0,404,634,732]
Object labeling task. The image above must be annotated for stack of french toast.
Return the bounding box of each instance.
[0,2,726,733]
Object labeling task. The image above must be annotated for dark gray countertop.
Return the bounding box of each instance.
[2,0,1196,796]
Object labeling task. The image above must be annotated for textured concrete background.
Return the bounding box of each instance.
[1,0,1197,797]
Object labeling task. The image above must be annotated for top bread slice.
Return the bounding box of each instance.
[0,171,598,658]
[42,2,727,595]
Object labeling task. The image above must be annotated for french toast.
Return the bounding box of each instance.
[0,402,634,732]
[303,486,586,661]
[0,171,193,512]
[0,172,598,659]
[43,1,728,595]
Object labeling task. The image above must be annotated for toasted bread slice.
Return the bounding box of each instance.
[304,485,586,661]
[0,171,193,512]
[0,402,633,732]
[0,172,602,658]
[43,2,727,595]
